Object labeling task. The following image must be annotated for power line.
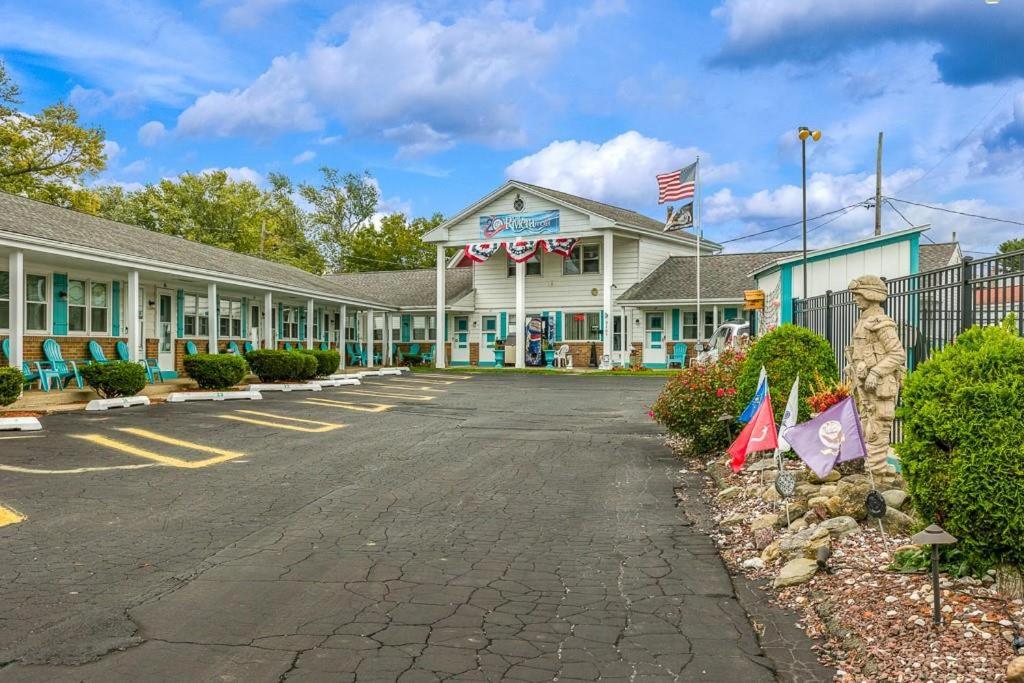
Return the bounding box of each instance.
[717,201,870,245]
[885,198,915,227]
[886,196,1024,228]
[762,203,864,251]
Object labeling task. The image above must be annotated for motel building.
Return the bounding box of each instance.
[329,181,961,369]
[0,191,401,389]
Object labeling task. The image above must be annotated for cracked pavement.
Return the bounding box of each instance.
[1,375,782,681]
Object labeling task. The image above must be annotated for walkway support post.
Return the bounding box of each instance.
[365,309,374,368]
[7,250,24,370]
[207,282,218,354]
[435,244,447,369]
[127,270,141,361]
[339,304,347,369]
[305,299,315,350]
[602,231,614,363]
[263,292,274,349]
[384,312,392,365]
[515,260,526,368]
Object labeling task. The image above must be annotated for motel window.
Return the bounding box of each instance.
[183,294,210,337]
[564,312,602,341]
[0,271,8,329]
[412,315,435,341]
[682,312,697,339]
[507,255,541,277]
[563,243,600,275]
[282,307,300,339]
[345,313,356,342]
[68,280,109,334]
[374,313,385,341]
[704,310,715,339]
[26,274,47,332]
[219,298,242,338]
[91,283,109,334]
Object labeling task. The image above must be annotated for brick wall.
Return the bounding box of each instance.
[2,335,127,363]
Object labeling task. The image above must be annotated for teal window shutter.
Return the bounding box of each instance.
[112,281,121,336]
[401,314,411,342]
[499,312,507,338]
[444,313,449,339]
[241,297,248,334]
[52,273,68,335]
[555,311,562,341]
[277,303,284,338]
[299,307,306,340]
[176,290,185,337]
[671,309,680,341]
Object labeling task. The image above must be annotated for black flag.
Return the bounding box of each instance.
[664,201,694,232]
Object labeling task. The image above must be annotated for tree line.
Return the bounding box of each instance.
[0,60,440,274]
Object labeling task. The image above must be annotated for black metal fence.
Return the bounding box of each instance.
[793,250,1024,378]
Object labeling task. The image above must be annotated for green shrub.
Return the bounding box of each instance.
[183,354,249,390]
[80,361,147,399]
[735,324,838,424]
[897,319,1024,572]
[651,348,745,455]
[299,349,341,377]
[0,367,23,406]
[245,350,318,382]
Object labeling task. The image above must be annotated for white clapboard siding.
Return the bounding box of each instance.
[637,239,699,280]
[789,241,910,299]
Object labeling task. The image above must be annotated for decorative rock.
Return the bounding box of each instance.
[882,489,907,509]
[720,513,746,528]
[880,507,916,535]
[811,503,830,521]
[808,470,841,485]
[787,519,808,533]
[807,495,830,509]
[746,459,777,472]
[761,541,781,563]
[818,484,838,498]
[762,487,782,503]
[795,483,821,497]
[802,510,820,525]
[773,558,818,588]
[742,557,765,570]
[819,516,860,539]
[717,486,743,500]
[1006,655,1024,683]
[779,525,830,561]
[826,478,870,520]
[750,513,779,531]
[753,527,774,551]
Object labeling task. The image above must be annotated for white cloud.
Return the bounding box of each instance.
[505,131,738,208]
[200,166,265,185]
[216,0,293,29]
[102,140,121,162]
[68,85,142,117]
[176,3,565,149]
[138,121,168,147]
[292,149,316,164]
[382,123,455,158]
[122,159,148,175]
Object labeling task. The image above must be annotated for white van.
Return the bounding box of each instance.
[695,319,751,364]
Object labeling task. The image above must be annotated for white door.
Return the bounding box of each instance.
[250,304,261,349]
[479,315,497,365]
[452,316,470,364]
[612,314,625,364]
[156,289,175,370]
[643,311,666,366]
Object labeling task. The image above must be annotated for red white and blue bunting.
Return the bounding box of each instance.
[463,242,502,263]
[539,237,578,257]
[505,240,539,263]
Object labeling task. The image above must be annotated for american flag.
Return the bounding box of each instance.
[656,161,697,204]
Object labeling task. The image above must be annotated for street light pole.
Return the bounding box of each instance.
[798,127,821,301]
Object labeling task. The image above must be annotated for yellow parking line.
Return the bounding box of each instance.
[0,504,25,527]
[73,434,246,469]
[219,410,345,433]
[116,428,243,457]
[301,398,394,413]
[340,389,435,401]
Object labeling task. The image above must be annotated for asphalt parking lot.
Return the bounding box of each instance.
[0,373,779,682]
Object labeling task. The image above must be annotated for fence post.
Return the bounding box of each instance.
[824,290,833,345]
[960,256,974,333]
[792,298,800,325]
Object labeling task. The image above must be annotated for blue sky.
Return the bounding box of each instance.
[4,0,1024,255]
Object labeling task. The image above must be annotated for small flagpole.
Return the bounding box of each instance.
[695,157,702,350]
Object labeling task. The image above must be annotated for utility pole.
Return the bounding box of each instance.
[875,131,883,236]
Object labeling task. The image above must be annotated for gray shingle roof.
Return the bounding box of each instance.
[0,191,388,306]
[919,243,960,272]
[618,251,801,302]
[324,268,473,308]
[513,181,721,248]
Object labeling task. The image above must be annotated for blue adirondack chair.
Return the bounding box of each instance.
[421,344,435,365]
[184,341,199,356]
[243,341,254,353]
[39,338,84,390]
[116,340,164,384]
[667,343,688,369]
[227,341,241,355]
[1,338,43,390]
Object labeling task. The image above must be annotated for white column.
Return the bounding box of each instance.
[602,231,614,362]
[127,270,141,361]
[515,260,526,368]
[435,245,446,369]
[7,250,24,369]
[384,312,392,365]
[263,292,274,349]
[365,309,374,367]
[305,299,315,349]
[339,304,347,369]
[207,283,218,354]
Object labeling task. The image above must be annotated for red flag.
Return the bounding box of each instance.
[727,392,779,472]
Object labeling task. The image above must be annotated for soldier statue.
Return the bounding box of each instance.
[845,275,906,477]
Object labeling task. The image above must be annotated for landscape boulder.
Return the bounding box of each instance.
[819,516,859,539]
[779,525,830,561]
[882,489,907,510]
[773,558,818,588]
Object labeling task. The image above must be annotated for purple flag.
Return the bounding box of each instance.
[778,397,866,478]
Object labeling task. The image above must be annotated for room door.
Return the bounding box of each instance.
[452,316,470,364]
[479,315,496,365]
[156,289,175,370]
[643,311,666,366]
[250,304,261,348]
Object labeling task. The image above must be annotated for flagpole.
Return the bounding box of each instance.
[695,156,702,349]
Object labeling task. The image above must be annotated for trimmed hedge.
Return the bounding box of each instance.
[80,361,147,399]
[0,367,22,406]
[735,324,838,424]
[897,318,1024,572]
[183,354,249,390]
[245,350,318,383]
[299,349,341,377]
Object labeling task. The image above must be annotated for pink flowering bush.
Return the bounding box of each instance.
[651,349,744,455]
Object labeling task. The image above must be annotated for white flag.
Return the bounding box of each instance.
[777,374,800,452]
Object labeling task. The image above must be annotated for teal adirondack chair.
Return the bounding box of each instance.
[88,340,116,364]
[227,341,241,355]
[185,341,199,356]
[392,343,402,363]
[284,342,294,351]
[40,338,84,390]
[404,343,422,364]
[319,342,329,351]
[243,341,254,353]
[116,340,164,384]
[1,338,43,390]
[666,343,688,369]
[421,344,435,365]
[346,342,364,366]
